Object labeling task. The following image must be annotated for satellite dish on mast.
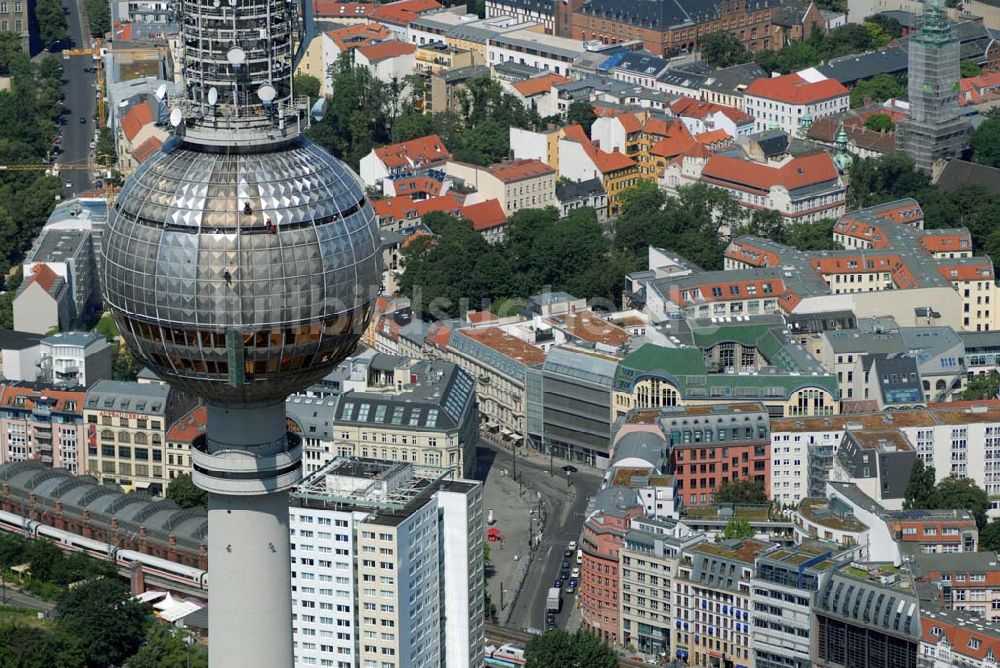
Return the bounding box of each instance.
[169,108,184,127]
[207,87,219,106]
[155,84,167,101]
[257,84,276,103]
[227,46,246,66]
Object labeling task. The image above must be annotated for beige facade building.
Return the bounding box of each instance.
[445,158,555,216]
[165,405,206,481]
[83,380,196,496]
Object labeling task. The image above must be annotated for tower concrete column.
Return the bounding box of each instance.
[191,402,301,668]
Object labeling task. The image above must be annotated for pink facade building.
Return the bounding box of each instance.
[580,486,643,644]
[0,384,87,473]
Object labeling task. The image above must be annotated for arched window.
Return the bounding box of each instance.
[101,429,114,441]
[118,431,131,444]
[936,379,947,391]
[134,433,148,445]
[152,434,162,446]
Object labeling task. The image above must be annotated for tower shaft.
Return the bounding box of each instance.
[191,403,302,668]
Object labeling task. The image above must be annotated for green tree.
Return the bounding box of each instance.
[971,117,1000,168]
[785,219,839,251]
[699,31,751,68]
[847,152,929,209]
[717,517,755,542]
[455,118,509,165]
[126,625,206,668]
[293,74,321,100]
[960,372,1000,400]
[863,113,895,133]
[34,0,69,47]
[903,459,936,509]
[166,473,207,510]
[0,624,85,668]
[524,629,617,668]
[55,578,149,668]
[94,129,116,166]
[111,344,142,381]
[565,99,597,135]
[84,0,111,36]
[865,14,903,39]
[850,73,906,108]
[980,519,1000,552]
[932,477,990,531]
[960,59,981,78]
[390,110,436,143]
[0,31,23,75]
[716,479,767,505]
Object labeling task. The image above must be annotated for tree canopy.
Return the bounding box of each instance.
[84,0,111,36]
[524,629,617,668]
[309,58,538,168]
[756,22,900,75]
[971,117,1000,168]
[0,623,85,668]
[565,99,597,135]
[905,465,990,531]
[55,578,149,668]
[850,74,906,108]
[126,625,206,668]
[903,460,936,510]
[166,473,207,510]
[718,517,755,542]
[293,74,321,100]
[863,113,895,133]
[399,207,626,318]
[699,31,751,68]
[960,372,1000,401]
[715,479,767,505]
[35,0,69,48]
[980,520,1000,552]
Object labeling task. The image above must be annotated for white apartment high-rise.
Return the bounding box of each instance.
[290,458,484,668]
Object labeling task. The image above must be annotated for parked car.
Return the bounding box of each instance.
[553,578,563,589]
[79,116,86,124]
[64,181,72,188]
[568,540,577,550]
[561,560,569,570]
[563,549,572,558]
[545,613,555,626]
[568,577,579,589]
[565,583,576,594]
[571,567,580,579]
[562,465,578,473]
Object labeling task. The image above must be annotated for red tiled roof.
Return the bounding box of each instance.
[935,261,995,282]
[702,152,839,193]
[0,385,85,414]
[488,159,554,183]
[921,618,1000,662]
[670,97,752,125]
[391,176,443,197]
[372,192,464,223]
[617,113,642,133]
[460,327,546,365]
[370,0,440,25]
[695,129,732,146]
[326,23,393,52]
[561,124,636,175]
[357,40,416,62]
[312,0,374,18]
[26,264,63,296]
[426,321,452,349]
[512,74,570,97]
[746,73,849,104]
[168,406,207,443]
[467,310,498,324]
[920,232,971,253]
[374,134,450,170]
[460,199,506,231]
[121,101,154,142]
[131,136,162,163]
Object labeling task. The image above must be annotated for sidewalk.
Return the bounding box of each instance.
[480,452,537,624]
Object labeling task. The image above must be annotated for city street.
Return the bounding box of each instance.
[57,0,97,194]
[475,440,602,632]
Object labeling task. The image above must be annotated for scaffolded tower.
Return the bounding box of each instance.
[897,0,970,172]
[99,0,383,665]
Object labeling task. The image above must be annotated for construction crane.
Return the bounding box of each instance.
[62,38,106,129]
[0,160,117,206]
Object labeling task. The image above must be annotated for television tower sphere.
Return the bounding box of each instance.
[102,141,382,404]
